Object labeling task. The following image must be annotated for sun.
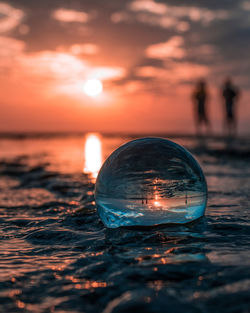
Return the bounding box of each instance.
[83,79,103,97]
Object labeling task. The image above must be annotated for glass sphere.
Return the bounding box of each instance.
[95,137,207,228]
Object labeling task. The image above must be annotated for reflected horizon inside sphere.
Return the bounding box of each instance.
[95,137,207,228]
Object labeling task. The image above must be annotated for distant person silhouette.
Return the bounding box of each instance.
[192,79,210,135]
[222,78,239,136]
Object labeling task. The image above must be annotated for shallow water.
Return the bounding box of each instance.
[0,134,250,313]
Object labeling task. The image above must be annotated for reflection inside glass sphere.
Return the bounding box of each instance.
[95,137,207,228]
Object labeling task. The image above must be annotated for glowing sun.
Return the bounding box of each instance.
[83,79,103,97]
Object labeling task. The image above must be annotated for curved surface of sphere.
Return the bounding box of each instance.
[95,137,207,228]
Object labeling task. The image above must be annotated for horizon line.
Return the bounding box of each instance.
[0,131,250,140]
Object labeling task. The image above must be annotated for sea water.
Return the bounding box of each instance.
[95,137,207,228]
[1,134,250,313]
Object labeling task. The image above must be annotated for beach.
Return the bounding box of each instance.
[0,133,249,313]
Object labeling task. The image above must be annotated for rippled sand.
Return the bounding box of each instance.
[0,134,249,313]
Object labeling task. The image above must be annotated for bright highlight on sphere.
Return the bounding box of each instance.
[95,137,207,228]
[83,79,103,97]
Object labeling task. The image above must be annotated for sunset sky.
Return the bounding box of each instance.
[1,0,250,134]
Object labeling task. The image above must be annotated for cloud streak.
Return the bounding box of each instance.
[57,43,99,55]
[0,2,24,33]
[129,0,230,24]
[52,8,89,23]
[145,36,185,59]
[136,62,209,83]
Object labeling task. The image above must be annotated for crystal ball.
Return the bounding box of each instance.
[95,137,207,228]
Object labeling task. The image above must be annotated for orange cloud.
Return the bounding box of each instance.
[136,62,209,83]
[5,50,125,100]
[0,36,25,56]
[18,51,87,83]
[0,2,24,33]
[141,14,190,31]
[111,11,131,23]
[0,36,25,71]
[0,33,126,98]
[70,43,99,55]
[241,1,250,10]
[52,8,89,23]
[129,0,167,14]
[123,81,145,93]
[88,67,126,80]
[111,9,190,31]
[129,0,230,26]
[136,66,166,78]
[145,36,185,59]
[57,43,99,55]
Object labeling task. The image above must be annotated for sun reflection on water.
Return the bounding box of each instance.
[83,133,102,179]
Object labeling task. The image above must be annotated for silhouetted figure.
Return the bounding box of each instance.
[192,80,210,135]
[222,78,239,137]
